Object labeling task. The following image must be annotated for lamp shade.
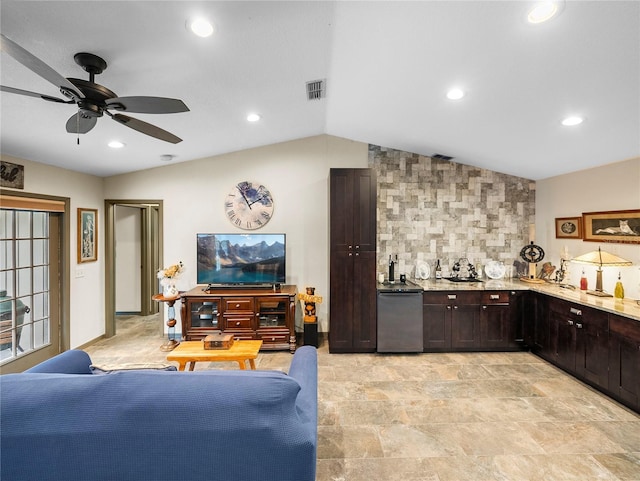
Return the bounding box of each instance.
[571,247,632,267]
[572,247,632,294]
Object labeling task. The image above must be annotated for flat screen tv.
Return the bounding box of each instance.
[197,233,286,286]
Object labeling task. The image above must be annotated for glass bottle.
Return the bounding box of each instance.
[435,259,442,279]
[580,269,588,291]
[614,273,624,299]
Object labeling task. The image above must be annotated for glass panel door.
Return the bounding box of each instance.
[0,209,59,367]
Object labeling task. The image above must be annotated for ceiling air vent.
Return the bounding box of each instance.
[432,153,454,161]
[306,79,326,101]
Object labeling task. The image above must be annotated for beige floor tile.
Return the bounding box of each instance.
[83,315,640,481]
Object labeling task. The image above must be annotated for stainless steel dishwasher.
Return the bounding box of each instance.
[376,280,423,352]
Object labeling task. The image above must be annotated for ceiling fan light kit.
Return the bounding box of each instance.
[0,33,189,144]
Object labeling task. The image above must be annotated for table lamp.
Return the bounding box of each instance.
[571,247,632,297]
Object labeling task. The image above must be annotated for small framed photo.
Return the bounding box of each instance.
[555,217,582,239]
[583,209,640,244]
[77,208,98,263]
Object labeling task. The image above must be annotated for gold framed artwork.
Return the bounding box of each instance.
[77,208,98,263]
[555,216,582,239]
[582,209,640,244]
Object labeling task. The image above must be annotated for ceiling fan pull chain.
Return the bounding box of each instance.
[76,112,80,145]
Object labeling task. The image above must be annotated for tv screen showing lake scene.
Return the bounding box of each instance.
[197,233,286,285]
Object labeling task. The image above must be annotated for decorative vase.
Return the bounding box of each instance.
[163,281,178,298]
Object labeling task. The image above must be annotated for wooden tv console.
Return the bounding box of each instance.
[180,285,297,353]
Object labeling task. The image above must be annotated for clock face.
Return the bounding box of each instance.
[225,181,274,230]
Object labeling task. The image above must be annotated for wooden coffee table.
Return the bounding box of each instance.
[166,340,262,371]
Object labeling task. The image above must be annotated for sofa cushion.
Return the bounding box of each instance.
[24,349,92,374]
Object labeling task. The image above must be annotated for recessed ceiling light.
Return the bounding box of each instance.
[561,116,584,126]
[160,154,175,162]
[528,1,561,24]
[108,140,125,149]
[247,113,261,122]
[187,17,214,38]
[446,88,465,100]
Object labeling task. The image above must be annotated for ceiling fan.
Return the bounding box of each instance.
[0,34,189,144]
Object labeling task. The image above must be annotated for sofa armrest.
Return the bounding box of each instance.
[25,349,93,374]
[287,346,318,424]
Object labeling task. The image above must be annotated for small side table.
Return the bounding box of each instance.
[152,293,181,352]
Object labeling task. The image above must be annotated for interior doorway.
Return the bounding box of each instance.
[104,200,163,337]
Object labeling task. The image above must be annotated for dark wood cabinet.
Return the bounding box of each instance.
[423,291,481,351]
[424,290,526,352]
[180,285,297,352]
[329,168,377,353]
[547,297,609,388]
[480,291,514,349]
[608,314,640,411]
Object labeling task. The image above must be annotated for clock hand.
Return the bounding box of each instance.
[237,187,252,209]
[248,194,268,207]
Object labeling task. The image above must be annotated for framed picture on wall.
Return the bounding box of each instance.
[583,209,640,244]
[555,216,582,239]
[78,208,98,263]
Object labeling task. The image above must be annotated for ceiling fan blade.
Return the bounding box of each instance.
[105,96,189,114]
[66,112,97,134]
[0,33,84,99]
[110,113,182,144]
[1,85,71,103]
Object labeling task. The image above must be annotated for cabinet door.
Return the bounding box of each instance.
[423,303,451,351]
[531,294,550,358]
[609,315,640,410]
[575,312,609,388]
[256,297,288,329]
[451,304,480,349]
[480,304,510,348]
[329,247,376,352]
[352,169,376,252]
[184,299,220,340]
[351,250,377,351]
[329,250,355,352]
[510,291,526,344]
[552,308,576,372]
[330,168,376,252]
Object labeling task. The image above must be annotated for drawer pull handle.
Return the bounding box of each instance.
[272,337,276,341]
[482,305,487,309]
[570,308,582,316]
[447,306,452,310]
[235,321,241,326]
[490,294,500,300]
[447,295,457,300]
[576,323,583,329]
[235,303,240,308]
[568,320,574,326]
[453,306,459,309]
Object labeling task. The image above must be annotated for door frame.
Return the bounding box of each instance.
[0,190,70,373]
[104,200,163,337]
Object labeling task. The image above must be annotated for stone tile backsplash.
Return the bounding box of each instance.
[369,145,536,279]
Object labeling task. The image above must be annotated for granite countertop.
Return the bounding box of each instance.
[412,278,640,322]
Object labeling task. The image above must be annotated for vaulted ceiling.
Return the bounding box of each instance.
[1,1,638,179]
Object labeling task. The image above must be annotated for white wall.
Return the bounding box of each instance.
[536,157,640,299]
[115,205,141,312]
[104,135,369,332]
[1,154,106,348]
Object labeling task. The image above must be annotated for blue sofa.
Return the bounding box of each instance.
[0,346,317,481]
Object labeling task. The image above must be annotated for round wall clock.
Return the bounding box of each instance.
[224,180,274,230]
